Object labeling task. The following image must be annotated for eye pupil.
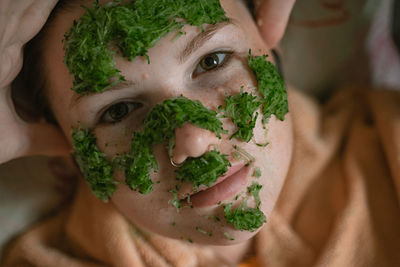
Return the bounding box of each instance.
[201,54,219,70]
[109,103,129,121]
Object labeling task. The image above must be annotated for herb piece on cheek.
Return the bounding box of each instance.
[195,227,213,236]
[223,202,266,232]
[168,190,181,212]
[233,145,255,165]
[175,150,231,191]
[252,167,261,178]
[247,182,262,208]
[223,89,262,142]
[64,0,228,94]
[72,128,116,202]
[123,133,157,194]
[248,50,288,124]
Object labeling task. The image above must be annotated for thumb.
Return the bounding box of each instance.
[256,0,296,48]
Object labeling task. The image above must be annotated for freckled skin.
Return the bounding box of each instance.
[42,0,293,252]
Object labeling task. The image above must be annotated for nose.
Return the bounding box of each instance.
[171,123,220,165]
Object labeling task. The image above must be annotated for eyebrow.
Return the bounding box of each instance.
[69,81,135,109]
[179,21,233,63]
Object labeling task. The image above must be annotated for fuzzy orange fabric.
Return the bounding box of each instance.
[2,87,400,266]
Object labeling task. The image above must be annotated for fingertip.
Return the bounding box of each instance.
[256,0,296,48]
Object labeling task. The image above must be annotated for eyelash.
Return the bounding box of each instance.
[98,51,233,125]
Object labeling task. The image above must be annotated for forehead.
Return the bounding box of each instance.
[42,0,258,98]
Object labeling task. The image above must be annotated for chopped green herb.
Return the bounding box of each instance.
[224,232,235,240]
[247,182,262,208]
[224,202,266,232]
[217,201,222,205]
[233,145,255,163]
[252,167,261,178]
[72,128,116,202]
[64,0,228,94]
[123,133,157,194]
[168,190,181,212]
[248,50,288,124]
[175,150,231,191]
[223,89,261,142]
[256,142,269,147]
[172,222,177,227]
[187,238,193,243]
[196,227,213,236]
[233,151,242,160]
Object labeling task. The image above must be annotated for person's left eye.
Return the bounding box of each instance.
[193,52,231,76]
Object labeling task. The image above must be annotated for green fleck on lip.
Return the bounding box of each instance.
[175,150,231,191]
[72,128,116,202]
[223,202,266,232]
[248,50,288,124]
[64,0,228,94]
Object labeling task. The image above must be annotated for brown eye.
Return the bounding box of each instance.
[101,102,142,123]
[194,52,229,75]
[200,53,220,70]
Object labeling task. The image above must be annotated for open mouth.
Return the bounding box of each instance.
[184,163,250,208]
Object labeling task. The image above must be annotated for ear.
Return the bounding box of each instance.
[255,0,296,49]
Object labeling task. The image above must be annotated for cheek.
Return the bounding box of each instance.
[254,115,293,216]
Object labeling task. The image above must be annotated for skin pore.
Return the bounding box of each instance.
[40,0,293,264]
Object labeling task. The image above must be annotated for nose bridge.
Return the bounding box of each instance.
[171,123,221,164]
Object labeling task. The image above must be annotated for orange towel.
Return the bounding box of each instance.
[2,87,400,266]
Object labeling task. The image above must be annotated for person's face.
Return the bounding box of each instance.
[43,0,293,245]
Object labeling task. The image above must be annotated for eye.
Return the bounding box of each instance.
[194,52,230,75]
[100,102,142,123]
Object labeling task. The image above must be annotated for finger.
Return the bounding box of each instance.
[256,0,296,48]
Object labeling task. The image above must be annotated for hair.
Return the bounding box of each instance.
[14,0,254,123]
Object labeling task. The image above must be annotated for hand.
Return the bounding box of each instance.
[0,0,69,164]
[253,0,296,48]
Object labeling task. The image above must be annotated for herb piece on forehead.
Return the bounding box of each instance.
[72,128,116,201]
[63,0,228,94]
[223,89,262,142]
[175,150,231,191]
[248,50,288,124]
[121,96,226,194]
[224,202,266,232]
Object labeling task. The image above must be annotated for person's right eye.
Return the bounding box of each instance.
[100,102,142,124]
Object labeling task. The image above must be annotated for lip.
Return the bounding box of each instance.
[188,164,250,208]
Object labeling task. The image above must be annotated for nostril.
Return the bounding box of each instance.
[171,123,220,165]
